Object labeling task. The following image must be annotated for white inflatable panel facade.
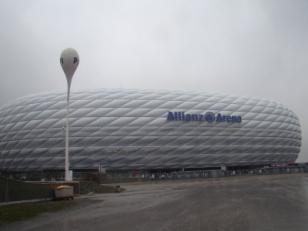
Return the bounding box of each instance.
[0,89,301,171]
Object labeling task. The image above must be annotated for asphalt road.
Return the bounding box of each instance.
[2,174,308,231]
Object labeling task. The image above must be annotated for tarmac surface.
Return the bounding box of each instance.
[2,174,308,231]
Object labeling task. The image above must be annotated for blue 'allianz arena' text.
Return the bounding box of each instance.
[167,111,242,123]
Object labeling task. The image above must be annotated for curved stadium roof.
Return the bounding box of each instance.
[0,89,302,171]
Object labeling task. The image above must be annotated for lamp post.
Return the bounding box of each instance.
[60,48,79,181]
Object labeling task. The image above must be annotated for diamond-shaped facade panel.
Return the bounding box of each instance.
[0,89,301,171]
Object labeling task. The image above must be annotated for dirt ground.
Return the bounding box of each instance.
[2,174,308,231]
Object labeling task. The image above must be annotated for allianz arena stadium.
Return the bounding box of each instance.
[0,89,301,173]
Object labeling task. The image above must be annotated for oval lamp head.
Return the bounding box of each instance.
[60,48,79,83]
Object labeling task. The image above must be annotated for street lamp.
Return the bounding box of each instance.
[60,48,79,181]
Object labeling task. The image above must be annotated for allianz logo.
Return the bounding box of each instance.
[167,111,242,123]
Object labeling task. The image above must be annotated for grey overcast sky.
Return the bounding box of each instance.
[0,0,307,161]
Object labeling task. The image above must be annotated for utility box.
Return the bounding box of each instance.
[54,185,74,200]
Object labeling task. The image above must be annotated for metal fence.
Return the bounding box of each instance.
[0,176,52,203]
[103,166,308,182]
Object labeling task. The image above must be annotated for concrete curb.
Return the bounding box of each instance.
[0,198,52,207]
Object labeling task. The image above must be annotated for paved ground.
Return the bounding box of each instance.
[2,174,308,231]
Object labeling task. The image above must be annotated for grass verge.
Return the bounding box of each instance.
[0,200,76,226]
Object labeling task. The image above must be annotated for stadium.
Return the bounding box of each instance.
[0,89,302,176]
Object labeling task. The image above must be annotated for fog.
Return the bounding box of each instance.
[0,0,307,161]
